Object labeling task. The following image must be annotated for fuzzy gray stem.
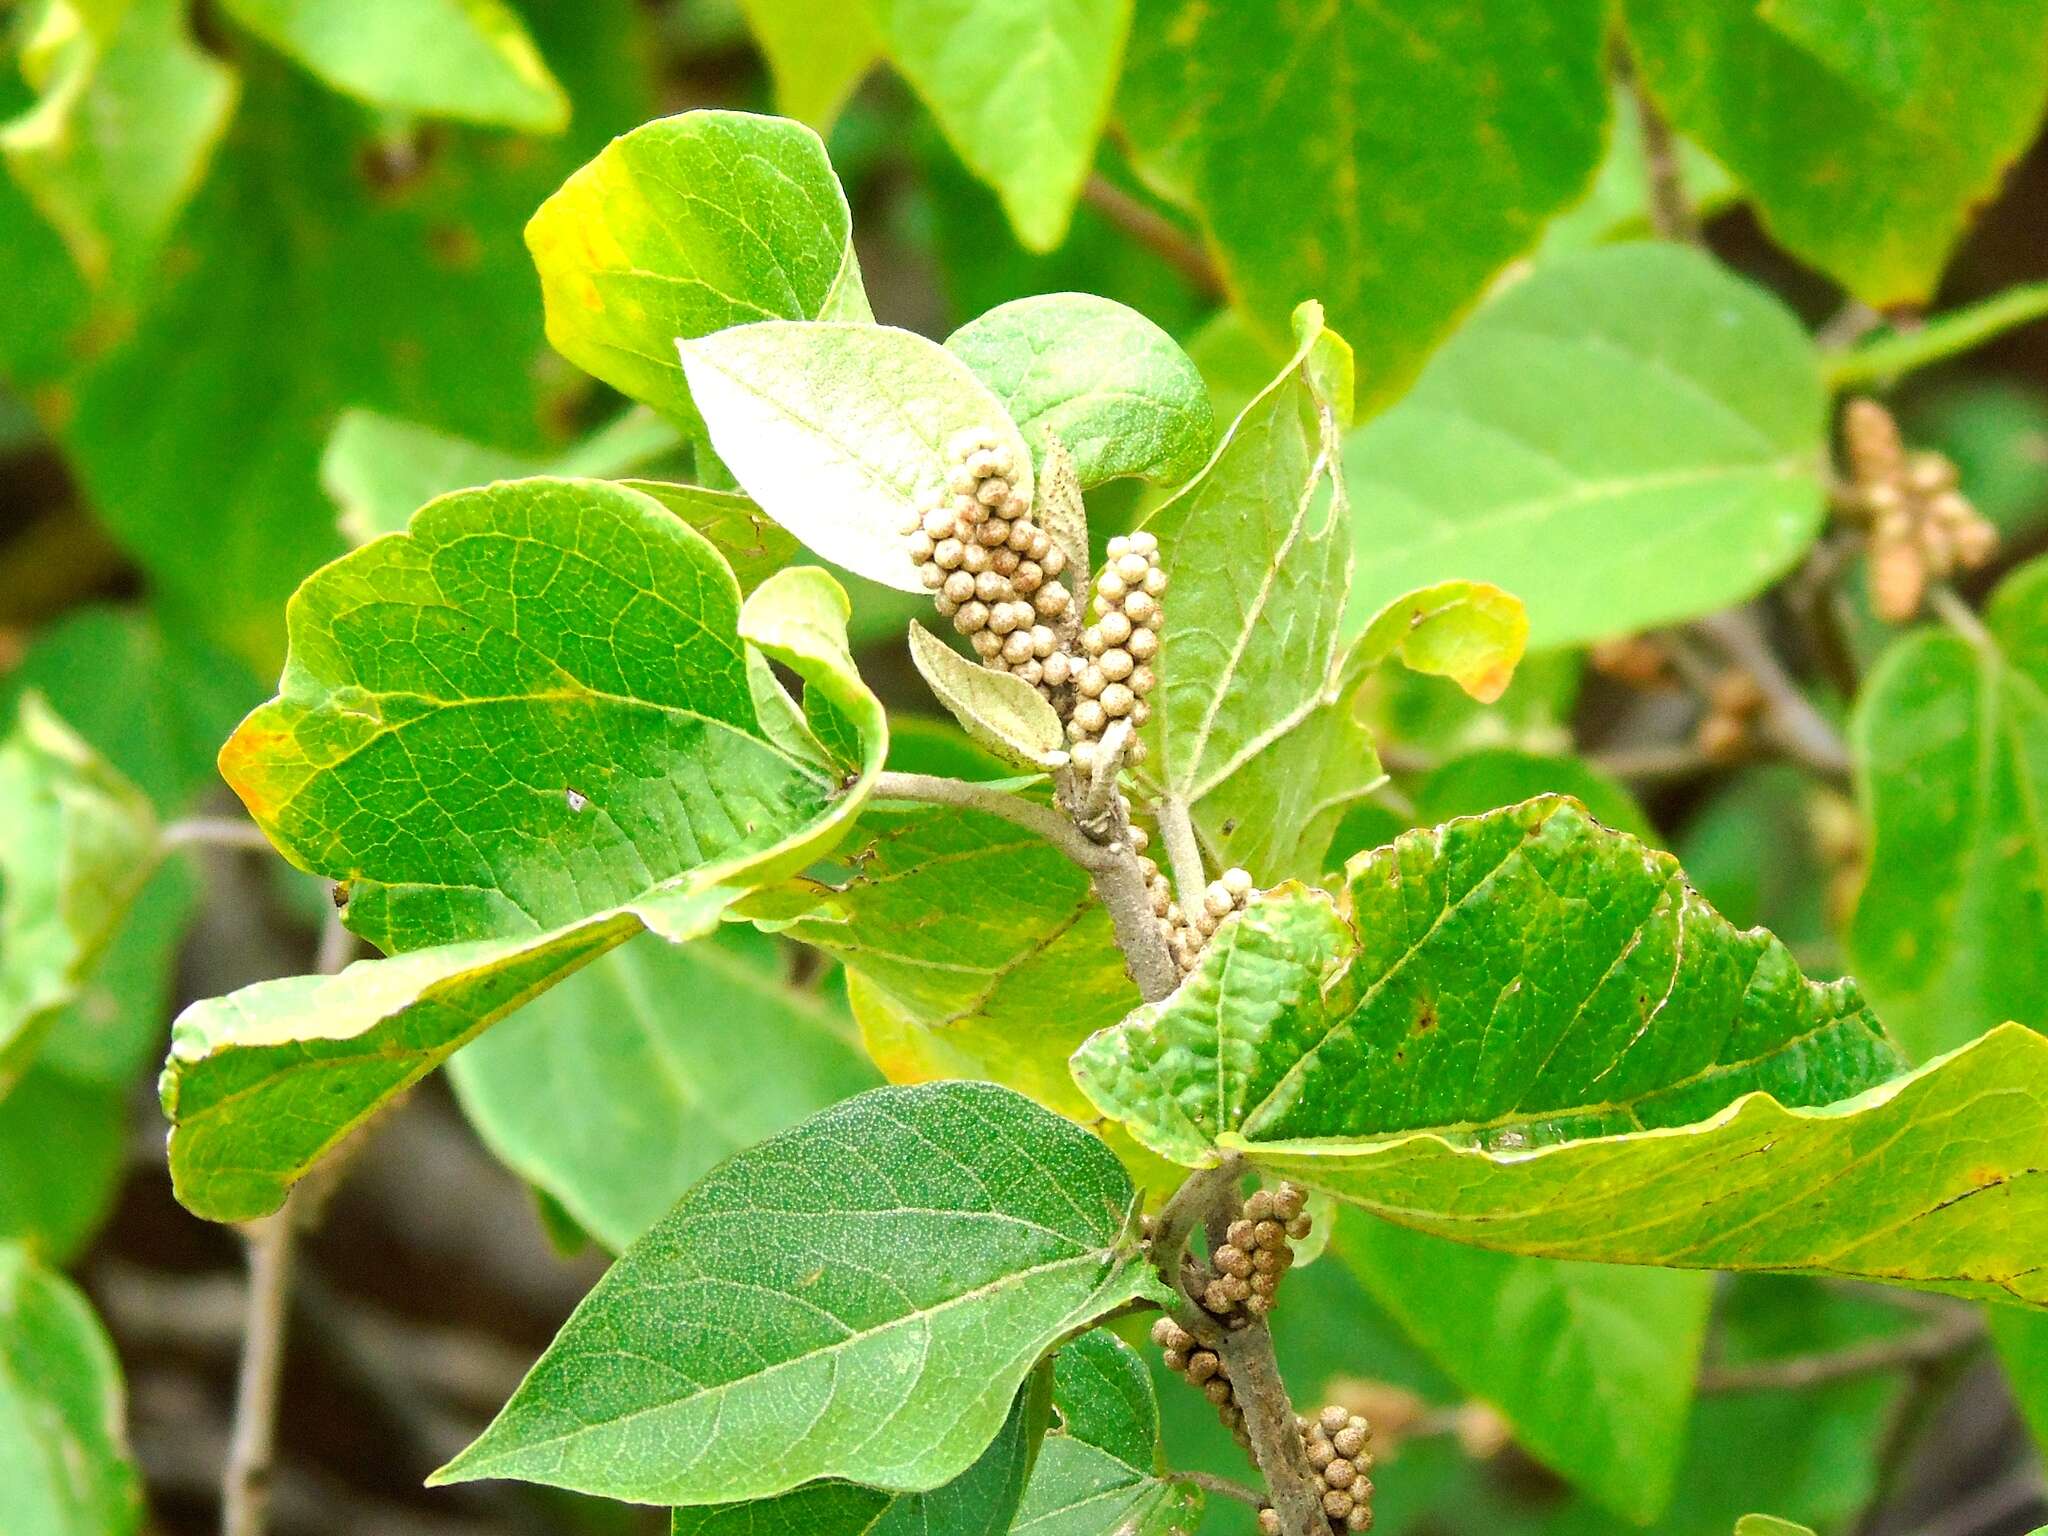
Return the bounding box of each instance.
[872,771,1116,872]
[222,1203,295,1536]
[1088,843,1182,1003]
[1156,794,1209,914]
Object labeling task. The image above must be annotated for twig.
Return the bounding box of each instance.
[164,817,278,854]
[1217,1313,1325,1536]
[1086,838,1182,1002]
[1927,584,1991,646]
[1826,281,2048,389]
[1902,1467,2046,1536]
[221,909,356,1536]
[222,1203,296,1536]
[872,770,1116,873]
[1700,1311,1982,1394]
[1155,795,1209,914]
[1620,48,1699,245]
[1850,1341,1978,1536]
[1082,175,1225,300]
[1181,1471,1267,1509]
[1689,609,1852,783]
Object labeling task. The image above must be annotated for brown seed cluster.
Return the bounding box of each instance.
[1064,533,1165,773]
[1142,863,1258,976]
[1151,1316,1253,1452]
[1839,398,1996,623]
[1204,1182,1311,1320]
[1250,1405,1377,1535]
[903,429,1074,682]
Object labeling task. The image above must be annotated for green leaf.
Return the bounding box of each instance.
[433,1081,1156,1503]
[734,0,880,131]
[1139,305,1372,883]
[0,0,237,282]
[1013,1330,1201,1536]
[1680,766,1837,973]
[220,0,566,130]
[1991,1304,2048,1457]
[0,605,258,814]
[168,551,886,1224]
[945,294,1212,487]
[909,623,1070,770]
[866,0,1133,252]
[0,1067,127,1263]
[761,795,1136,1120]
[1847,555,2048,1059]
[619,481,807,594]
[447,926,880,1251]
[321,407,685,545]
[1347,581,1528,706]
[1415,748,1652,843]
[219,478,874,954]
[671,1365,1050,1536]
[1734,1518,1816,1536]
[0,693,160,1091]
[1128,0,1609,406]
[0,1243,142,1536]
[1335,1222,1710,1522]
[1345,243,1828,650]
[1073,799,2048,1302]
[1076,796,1898,1164]
[680,321,1032,593]
[27,21,653,671]
[1625,0,2048,302]
[527,110,869,437]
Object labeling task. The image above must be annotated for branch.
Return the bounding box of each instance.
[1826,281,2048,389]
[872,771,1115,872]
[1087,838,1183,1003]
[1156,794,1209,914]
[1081,175,1225,300]
[221,1203,296,1536]
[1689,609,1852,784]
[1700,1311,1982,1395]
[1180,1471,1268,1509]
[164,817,278,854]
[1620,48,1699,245]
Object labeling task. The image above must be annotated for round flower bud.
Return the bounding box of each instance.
[1129,530,1158,556]
[1041,652,1073,688]
[978,519,1011,547]
[1000,492,1029,520]
[935,538,965,570]
[1099,648,1134,683]
[1244,1294,1272,1318]
[1258,1510,1282,1536]
[991,546,1020,576]
[1096,571,1128,605]
[971,629,1003,658]
[921,563,946,592]
[1072,698,1108,735]
[1076,664,1108,699]
[1250,1272,1278,1297]
[1228,1219,1256,1250]
[987,603,1022,637]
[1124,591,1160,627]
[965,448,1003,479]
[1257,1220,1288,1251]
[1099,610,1133,646]
[934,596,959,619]
[1324,1460,1358,1491]
[1151,1317,1194,1352]
[1194,908,1220,938]
[953,495,987,528]
[1186,1350,1221,1384]
[1321,1405,1352,1434]
[1041,543,1067,577]
[1127,626,1159,661]
[1161,1346,1188,1373]
[1203,1377,1234,1406]
[954,601,990,634]
[922,506,956,540]
[1286,1214,1313,1240]
[1069,739,1098,774]
[1035,582,1071,618]
[1106,534,1131,559]
[1101,682,1136,718]
[947,465,979,497]
[1131,825,1150,853]
[1323,1490,1356,1521]
[907,531,936,562]
[1202,1280,1236,1313]
[1224,867,1257,901]
[1251,1247,1285,1275]
[1150,883,1172,917]
[1130,664,1157,696]
[1332,1424,1369,1460]
[1307,1440,1337,1471]
[1205,881,1237,919]
[1002,629,1035,664]
[1346,1505,1373,1532]
[1081,626,1107,657]
[1246,1191,1276,1221]
[1008,519,1035,552]
[974,476,1009,507]
[962,544,992,577]
[1012,560,1043,595]
[1132,699,1151,727]
[1013,657,1043,686]
[1027,529,1051,560]
[1215,1244,1252,1277]
[1143,567,1168,597]
[1116,552,1151,584]
[966,570,1000,603]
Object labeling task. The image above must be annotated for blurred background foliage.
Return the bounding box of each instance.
[3,2,2048,1534]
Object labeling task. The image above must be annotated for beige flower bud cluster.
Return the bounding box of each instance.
[1151,1316,1252,1452]
[1839,398,1997,623]
[1202,1182,1310,1321]
[1252,1405,1377,1536]
[903,430,1073,683]
[1063,533,1165,775]
[1139,861,1257,975]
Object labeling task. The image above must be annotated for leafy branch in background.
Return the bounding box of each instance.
[4,4,2048,1536]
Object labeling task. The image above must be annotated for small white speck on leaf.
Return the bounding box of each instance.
[565,787,589,813]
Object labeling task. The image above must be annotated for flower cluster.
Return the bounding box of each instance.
[1839,398,1996,623]
[1063,533,1165,774]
